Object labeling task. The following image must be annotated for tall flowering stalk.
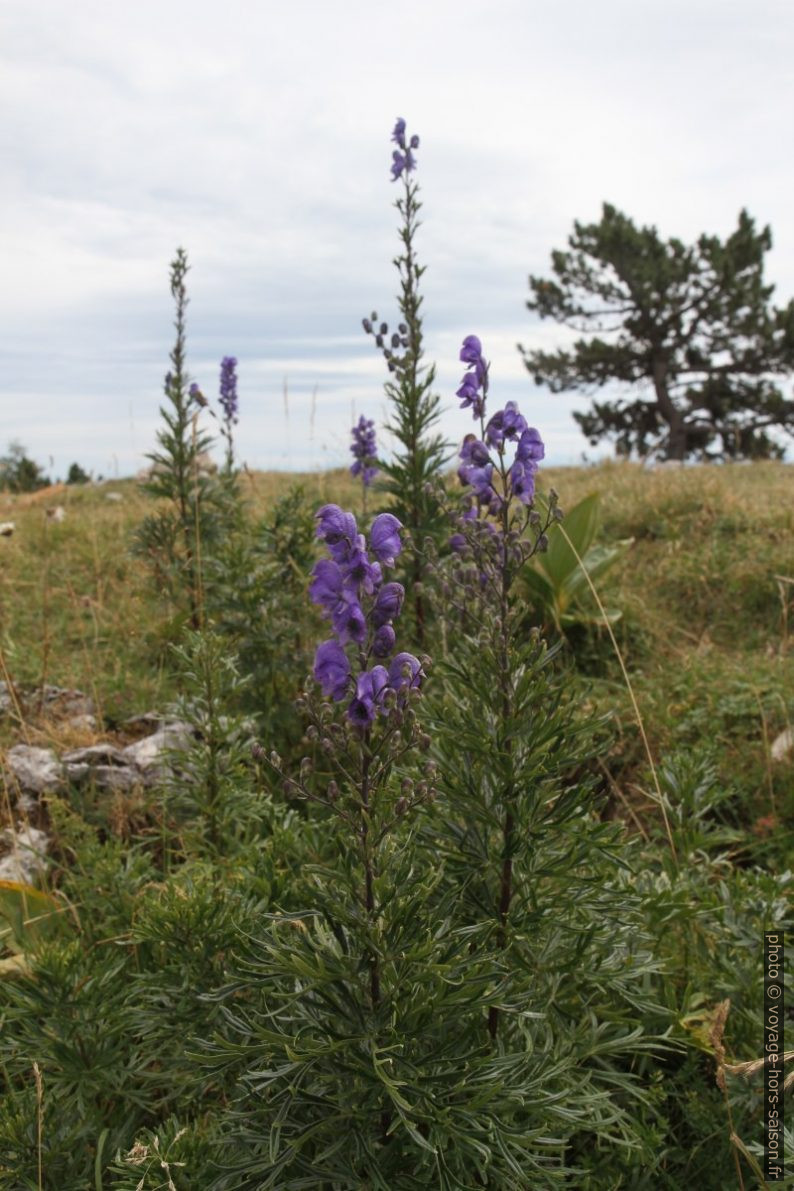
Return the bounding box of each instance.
[349,415,379,514]
[363,117,449,645]
[447,336,552,1039]
[135,248,216,629]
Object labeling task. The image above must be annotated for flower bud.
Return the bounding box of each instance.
[283,779,299,797]
[418,733,431,751]
[424,759,437,777]
[398,322,408,334]
[362,318,372,334]
[401,777,413,794]
[251,741,266,761]
[553,507,564,521]
[375,334,384,348]
[327,780,339,801]
[300,756,313,777]
[529,510,541,526]
[395,797,408,816]
[538,534,549,552]
[391,333,400,348]
[379,322,388,335]
[321,738,333,753]
[371,311,378,323]
[269,750,282,768]
[305,724,318,741]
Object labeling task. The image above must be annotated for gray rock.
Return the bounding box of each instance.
[90,765,141,793]
[67,713,97,732]
[0,824,50,883]
[5,745,65,795]
[121,721,193,779]
[62,743,127,766]
[770,728,793,763]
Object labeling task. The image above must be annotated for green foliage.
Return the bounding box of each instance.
[203,482,318,755]
[521,492,632,631]
[0,441,50,492]
[163,628,260,856]
[520,204,794,459]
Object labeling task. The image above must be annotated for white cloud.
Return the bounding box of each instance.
[1,0,793,475]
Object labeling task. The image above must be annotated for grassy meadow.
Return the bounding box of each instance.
[2,460,792,848]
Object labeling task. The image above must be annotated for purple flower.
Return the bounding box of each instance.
[388,652,422,693]
[309,558,347,614]
[314,640,351,701]
[515,426,545,464]
[372,581,404,627]
[332,598,367,645]
[343,540,382,594]
[409,134,420,150]
[219,356,239,423]
[348,666,390,726]
[485,402,528,450]
[316,505,359,565]
[459,336,483,365]
[460,435,491,467]
[449,533,467,554]
[458,462,495,503]
[509,460,537,505]
[391,151,407,181]
[370,513,403,566]
[350,416,379,487]
[391,118,407,149]
[372,624,396,657]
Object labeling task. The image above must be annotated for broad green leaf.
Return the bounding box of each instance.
[537,492,601,588]
[562,540,633,603]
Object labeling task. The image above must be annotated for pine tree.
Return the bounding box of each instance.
[520,204,794,460]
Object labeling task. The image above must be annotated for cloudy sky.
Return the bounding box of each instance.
[2,0,793,478]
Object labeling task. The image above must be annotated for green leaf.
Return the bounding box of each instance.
[537,492,601,589]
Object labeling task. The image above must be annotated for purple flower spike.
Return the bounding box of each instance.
[314,640,351,701]
[389,119,419,180]
[350,415,379,487]
[370,513,403,566]
[219,356,239,423]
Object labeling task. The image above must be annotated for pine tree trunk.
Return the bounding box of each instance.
[652,355,686,460]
